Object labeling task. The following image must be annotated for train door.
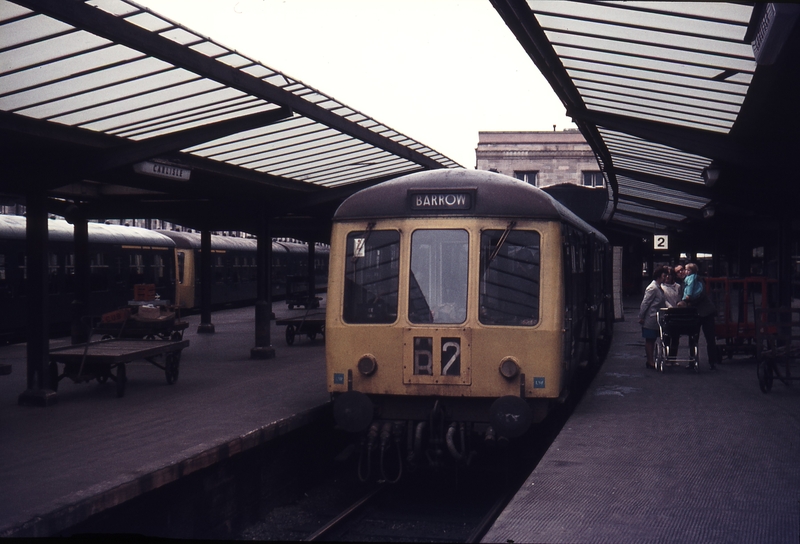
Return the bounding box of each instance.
[561,227,588,380]
[174,249,195,308]
[404,228,471,386]
[562,231,575,382]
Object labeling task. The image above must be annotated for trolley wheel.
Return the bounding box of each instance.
[690,344,699,373]
[101,334,114,341]
[115,364,127,398]
[285,324,296,345]
[308,331,317,342]
[170,331,183,341]
[144,334,156,341]
[49,362,59,392]
[757,360,773,393]
[165,353,180,385]
[654,338,666,372]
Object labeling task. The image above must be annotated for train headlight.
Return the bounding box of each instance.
[499,357,520,379]
[357,354,378,376]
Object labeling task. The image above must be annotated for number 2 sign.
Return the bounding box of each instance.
[654,235,669,250]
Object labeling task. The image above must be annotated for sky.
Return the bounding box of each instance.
[135,0,575,169]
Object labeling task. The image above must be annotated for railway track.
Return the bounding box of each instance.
[240,360,598,542]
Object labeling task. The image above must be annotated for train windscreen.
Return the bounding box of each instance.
[409,229,468,324]
[343,230,400,323]
[480,229,540,326]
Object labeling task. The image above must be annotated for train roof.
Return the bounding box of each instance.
[155,230,257,252]
[0,215,176,247]
[333,169,608,242]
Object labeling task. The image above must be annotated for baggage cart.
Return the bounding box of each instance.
[275,312,325,345]
[48,338,189,398]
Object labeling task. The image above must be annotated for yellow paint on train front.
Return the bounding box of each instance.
[326,217,567,400]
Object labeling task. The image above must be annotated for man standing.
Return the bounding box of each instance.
[680,263,718,370]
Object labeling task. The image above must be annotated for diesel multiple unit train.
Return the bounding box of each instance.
[0,215,328,342]
[325,169,614,480]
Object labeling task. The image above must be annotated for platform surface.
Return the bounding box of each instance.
[0,300,329,537]
[483,301,800,543]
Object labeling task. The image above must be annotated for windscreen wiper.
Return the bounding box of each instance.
[487,221,517,267]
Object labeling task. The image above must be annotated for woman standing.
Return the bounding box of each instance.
[638,266,668,369]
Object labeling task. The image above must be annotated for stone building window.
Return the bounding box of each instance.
[514,171,539,186]
[582,171,604,187]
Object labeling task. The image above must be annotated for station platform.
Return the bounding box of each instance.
[483,300,800,543]
[0,300,329,538]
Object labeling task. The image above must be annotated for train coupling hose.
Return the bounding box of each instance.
[358,422,381,482]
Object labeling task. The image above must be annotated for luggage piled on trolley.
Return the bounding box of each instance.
[654,307,701,372]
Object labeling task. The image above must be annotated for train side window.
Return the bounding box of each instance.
[343,230,400,324]
[480,230,540,326]
[64,253,75,294]
[90,253,109,292]
[408,229,468,324]
[48,253,59,294]
[0,254,6,296]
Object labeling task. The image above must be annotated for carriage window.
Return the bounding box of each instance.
[90,253,109,292]
[409,229,468,324]
[343,230,400,323]
[480,230,540,326]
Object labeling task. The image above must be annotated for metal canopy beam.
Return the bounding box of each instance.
[615,208,688,230]
[618,194,705,220]
[14,0,447,171]
[614,168,710,198]
[568,108,748,166]
[88,107,293,175]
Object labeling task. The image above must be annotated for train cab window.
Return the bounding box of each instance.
[480,230,540,326]
[409,229,468,324]
[343,230,400,324]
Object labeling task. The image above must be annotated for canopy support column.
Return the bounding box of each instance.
[70,215,90,344]
[251,215,275,359]
[18,189,57,406]
[197,229,215,334]
[307,240,316,307]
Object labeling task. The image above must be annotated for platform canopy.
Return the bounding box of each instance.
[491,1,800,236]
[0,0,460,237]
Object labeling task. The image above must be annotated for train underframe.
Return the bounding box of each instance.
[333,391,551,482]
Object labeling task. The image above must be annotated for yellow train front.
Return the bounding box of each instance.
[326,169,612,478]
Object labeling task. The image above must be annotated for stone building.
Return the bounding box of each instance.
[475,129,604,189]
[475,130,611,225]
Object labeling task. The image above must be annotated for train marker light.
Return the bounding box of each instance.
[357,354,378,376]
[489,396,533,438]
[499,357,520,379]
[333,391,373,433]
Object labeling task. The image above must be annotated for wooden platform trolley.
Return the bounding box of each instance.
[48,338,189,398]
[275,312,325,345]
[755,307,800,393]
